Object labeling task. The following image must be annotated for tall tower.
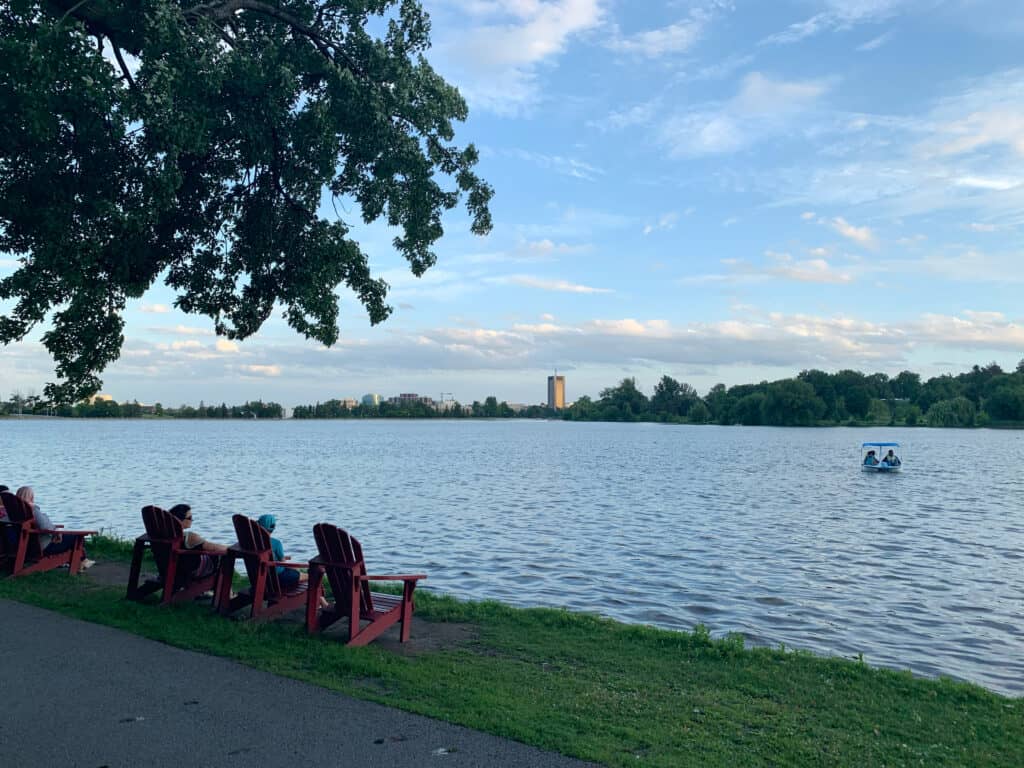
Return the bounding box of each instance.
[547,372,565,409]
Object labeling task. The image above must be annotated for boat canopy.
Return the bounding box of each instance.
[862,442,900,448]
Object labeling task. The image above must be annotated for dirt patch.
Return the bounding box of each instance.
[82,560,478,654]
[83,561,133,589]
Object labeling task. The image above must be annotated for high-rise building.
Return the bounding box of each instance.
[361,393,382,407]
[547,374,565,409]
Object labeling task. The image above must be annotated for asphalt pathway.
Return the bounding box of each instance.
[0,599,598,768]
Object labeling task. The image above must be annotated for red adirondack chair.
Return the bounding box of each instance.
[0,491,97,577]
[126,505,221,605]
[307,522,426,646]
[214,514,310,620]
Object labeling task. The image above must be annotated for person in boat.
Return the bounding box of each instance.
[863,450,879,466]
[883,449,901,467]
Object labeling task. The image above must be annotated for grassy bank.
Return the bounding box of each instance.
[2,536,1020,767]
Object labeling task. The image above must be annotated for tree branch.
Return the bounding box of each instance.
[184,0,364,76]
[110,43,137,92]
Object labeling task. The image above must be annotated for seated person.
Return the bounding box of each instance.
[884,449,901,466]
[863,450,879,466]
[14,486,95,568]
[169,503,227,578]
[257,514,306,589]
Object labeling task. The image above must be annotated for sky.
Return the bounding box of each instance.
[3,0,1024,407]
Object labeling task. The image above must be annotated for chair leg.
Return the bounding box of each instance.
[126,542,146,599]
[215,555,235,614]
[68,540,83,575]
[12,529,29,576]
[348,578,362,643]
[162,556,179,606]
[306,567,324,634]
[399,583,415,643]
[251,566,266,619]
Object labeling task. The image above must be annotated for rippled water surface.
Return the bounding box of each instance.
[2,419,1022,695]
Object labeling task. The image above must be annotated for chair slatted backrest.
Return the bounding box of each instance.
[313,523,375,617]
[141,505,190,587]
[232,514,283,597]
[1,491,18,557]
[1,491,43,560]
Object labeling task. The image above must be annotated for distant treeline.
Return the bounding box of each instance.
[6,360,1024,427]
[565,361,1024,427]
[0,398,284,419]
[294,360,1024,428]
[291,396,525,419]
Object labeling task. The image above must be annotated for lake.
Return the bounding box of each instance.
[2,419,1021,695]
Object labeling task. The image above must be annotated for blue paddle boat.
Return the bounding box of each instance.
[862,442,902,472]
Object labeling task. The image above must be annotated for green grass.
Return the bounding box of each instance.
[1,535,1020,767]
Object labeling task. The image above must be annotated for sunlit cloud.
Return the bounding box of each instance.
[239,364,282,377]
[147,324,215,337]
[431,0,605,114]
[831,216,876,246]
[492,275,613,294]
[659,72,830,156]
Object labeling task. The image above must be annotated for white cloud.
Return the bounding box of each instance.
[605,1,734,58]
[760,70,1024,222]
[801,211,817,220]
[588,99,660,132]
[607,18,703,57]
[857,30,894,50]
[937,110,1024,157]
[148,325,215,337]
[733,72,829,114]
[506,149,604,180]
[953,175,1021,191]
[761,0,908,45]
[771,257,853,284]
[643,212,679,235]
[968,222,997,232]
[239,364,282,377]
[831,216,876,246]
[685,250,854,285]
[215,339,239,353]
[433,0,605,114]
[492,274,613,293]
[660,72,830,156]
[140,304,171,314]
[682,53,756,82]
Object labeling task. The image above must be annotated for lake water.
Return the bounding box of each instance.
[2,419,1022,695]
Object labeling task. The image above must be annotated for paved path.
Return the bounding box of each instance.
[0,600,598,768]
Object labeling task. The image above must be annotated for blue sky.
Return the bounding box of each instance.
[4,0,1024,407]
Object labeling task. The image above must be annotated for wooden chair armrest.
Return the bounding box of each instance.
[169,544,220,555]
[359,574,427,582]
[309,557,355,569]
[35,528,98,536]
[269,560,307,569]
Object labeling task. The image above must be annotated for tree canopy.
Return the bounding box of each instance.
[0,0,492,402]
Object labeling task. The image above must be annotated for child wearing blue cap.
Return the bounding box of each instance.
[257,513,306,588]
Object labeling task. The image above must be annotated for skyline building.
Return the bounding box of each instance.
[547,374,565,410]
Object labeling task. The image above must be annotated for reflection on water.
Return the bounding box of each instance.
[2,419,1022,695]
